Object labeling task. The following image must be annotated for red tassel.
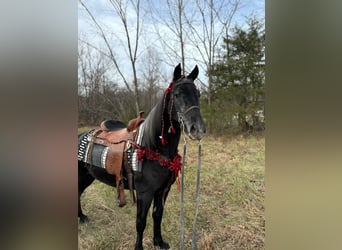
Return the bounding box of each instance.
[171,127,176,134]
[161,137,166,145]
[166,82,175,92]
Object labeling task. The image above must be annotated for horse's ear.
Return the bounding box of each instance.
[173,63,182,81]
[188,65,199,80]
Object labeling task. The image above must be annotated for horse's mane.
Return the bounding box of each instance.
[141,96,164,150]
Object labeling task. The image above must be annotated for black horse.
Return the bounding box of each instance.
[78,64,206,250]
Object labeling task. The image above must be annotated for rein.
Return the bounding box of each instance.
[179,127,187,250]
[192,140,201,250]
[179,116,202,250]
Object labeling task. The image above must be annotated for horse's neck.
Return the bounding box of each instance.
[142,99,181,157]
[162,123,181,157]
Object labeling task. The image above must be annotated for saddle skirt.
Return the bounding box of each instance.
[90,128,133,175]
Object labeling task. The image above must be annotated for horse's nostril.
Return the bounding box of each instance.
[190,125,196,134]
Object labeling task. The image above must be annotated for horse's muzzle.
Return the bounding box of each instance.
[187,118,206,140]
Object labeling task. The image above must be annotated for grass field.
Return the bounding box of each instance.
[78,132,265,250]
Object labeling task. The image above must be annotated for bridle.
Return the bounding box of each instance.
[172,79,200,125]
[177,105,199,124]
[160,78,200,145]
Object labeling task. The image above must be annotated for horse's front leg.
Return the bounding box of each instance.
[152,188,171,249]
[135,191,153,250]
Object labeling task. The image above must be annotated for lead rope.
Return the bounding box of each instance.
[192,140,201,250]
[180,116,187,250]
[179,115,202,250]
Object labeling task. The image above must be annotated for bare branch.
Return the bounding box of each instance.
[79,0,133,93]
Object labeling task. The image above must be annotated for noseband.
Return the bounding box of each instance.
[177,105,199,123]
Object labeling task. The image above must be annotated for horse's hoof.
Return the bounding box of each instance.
[79,214,89,223]
[153,240,170,249]
[160,243,170,250]
[117,199,127,207]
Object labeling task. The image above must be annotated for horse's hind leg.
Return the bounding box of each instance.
[152,189,170,249]
[78,162,95,222]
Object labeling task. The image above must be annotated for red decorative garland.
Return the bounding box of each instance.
[137,147,182,179]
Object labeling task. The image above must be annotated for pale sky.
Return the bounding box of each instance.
[78,0,265,88]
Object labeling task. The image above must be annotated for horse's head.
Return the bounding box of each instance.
[169,64,206,140]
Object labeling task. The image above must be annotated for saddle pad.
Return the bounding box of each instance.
[86,143,108,168]
[78,130,94,162]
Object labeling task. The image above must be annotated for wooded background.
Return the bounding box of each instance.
[78,0,265,134]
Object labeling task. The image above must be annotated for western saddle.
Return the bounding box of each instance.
[88,111,144,207]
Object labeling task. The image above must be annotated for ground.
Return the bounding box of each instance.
[78,133,265,250]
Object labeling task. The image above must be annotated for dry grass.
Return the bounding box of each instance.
[78,133,265,250]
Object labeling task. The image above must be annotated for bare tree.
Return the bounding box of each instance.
[79,0,142,114]
[145,0,242,103]
[146,0,188,74]
[78,43,113,124]
[140,47,164,111]
[184,0,242,106]
[78,42,137,124]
